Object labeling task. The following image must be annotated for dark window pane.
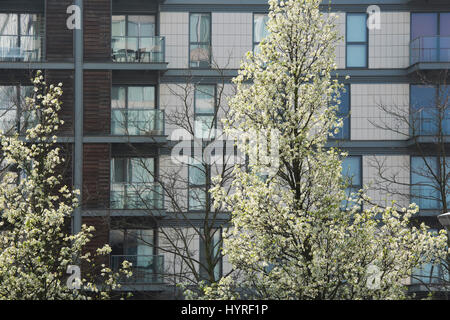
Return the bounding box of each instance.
[110,230,125,255]
[440,13,450,36]
[112,158,127,183]
[342,156,361,187]
[411,13,437,40]
[330,85,350,140]
[411,85,437,135]
[411,157,440,210]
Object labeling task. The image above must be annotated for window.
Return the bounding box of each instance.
[253,13,269,54]
[346,13,368,68]
[194,85,216,140]
[0,13,43,61]
[188,159,208,211]
[411,13,450,63]
[410,84,450,136]
[411,229,449,285]
[111,86,162,135]
[341,156,362,209]
[112,15,163,62]
[189,13,211,68]
[330,84,350,140]
[0,85,34,133]
[410,156,450,213]
[199,228,222,281]
[110,158,161,209]
[110,229,162,283]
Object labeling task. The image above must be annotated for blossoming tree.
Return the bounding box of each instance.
[0,71,130,300]
[197,0,449,299]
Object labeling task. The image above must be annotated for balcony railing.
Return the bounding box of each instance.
[111,255,164,284]
[0,35,43,62]
[411,109,450,136]
[110,182,164,210]
[112,36,165,63]
[111,109,165,136]
[410,36,450,65]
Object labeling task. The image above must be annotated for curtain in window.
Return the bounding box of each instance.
[253,14,269,44]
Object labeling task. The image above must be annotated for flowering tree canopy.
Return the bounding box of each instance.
[195,0,449,300]
[0,71,130,300]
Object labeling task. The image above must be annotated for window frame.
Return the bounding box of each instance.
[193,84,217,140]
[345,13,369,69]
[341,155,363,210]
[0,13,44,61]
[187,157,209,212]
[189,12,212,69]
[252,12,269,53]
[409,83,450,136]
[410,155,449,215]
[329,84,351,141]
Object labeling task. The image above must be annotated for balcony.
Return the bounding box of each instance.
[110,182,164,210]
[409,36,450,71]
[0,35,43,62]
[111,109,164,136]
[111,36,165,63]
[111,255,164,284]
[410,109,450,138]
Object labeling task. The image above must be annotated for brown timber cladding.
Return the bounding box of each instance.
[83,144,110,209]
[83,70,112,135]
[84,0,112,61]
[46,0,73,62]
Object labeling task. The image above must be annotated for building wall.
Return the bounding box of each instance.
[351,83,410,140]
[211,12,252,69]
[363,155,410,208]
[160,12,189,69]
[369,12,410,69]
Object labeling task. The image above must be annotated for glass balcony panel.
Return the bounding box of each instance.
[0,35,42,62]
[410,36,450,64]
[138,37,164,63]
[110,183,163,210]
[111,109,164,136]
[112,36,165,63]
[110,255,164,284]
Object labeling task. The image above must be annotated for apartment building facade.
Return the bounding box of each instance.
[0,0,448,298]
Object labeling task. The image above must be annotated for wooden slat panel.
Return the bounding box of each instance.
[0,0,44,12]
[46,0,73,61]
[83,143,110,209]
[83,70,111,135]
[84,0,111,61]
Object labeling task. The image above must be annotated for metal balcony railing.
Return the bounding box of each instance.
[410,36,450,65]
[411,109,450,136]
[110,182,164,210]
[111,255,164,284]
[0,35,43,62]
[111,108,165,136]
[112,36,165,63]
